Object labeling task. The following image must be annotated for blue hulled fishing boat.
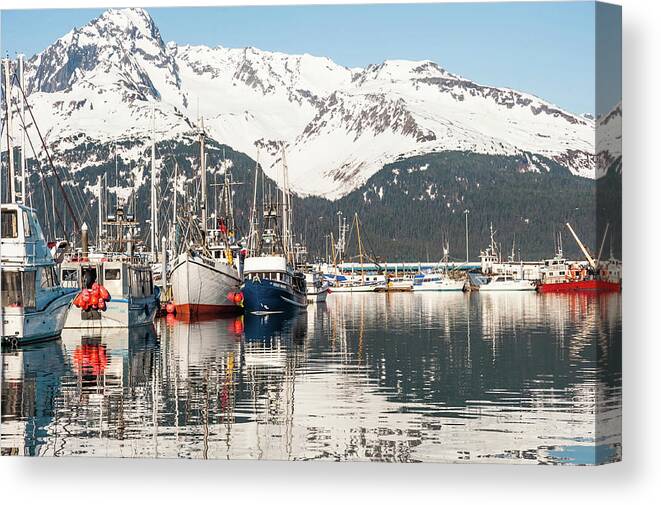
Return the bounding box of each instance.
[241,148,307,314]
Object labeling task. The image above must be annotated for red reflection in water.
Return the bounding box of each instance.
[73,345,108,376]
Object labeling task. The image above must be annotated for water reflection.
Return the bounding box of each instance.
[1,292,621,464]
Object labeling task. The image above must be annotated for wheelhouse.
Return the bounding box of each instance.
[59,260,154,300]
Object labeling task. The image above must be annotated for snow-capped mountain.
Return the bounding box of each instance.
[11,7,601,199]
[596,102,622,177]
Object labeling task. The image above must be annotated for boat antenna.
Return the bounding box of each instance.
[2,58,16,202]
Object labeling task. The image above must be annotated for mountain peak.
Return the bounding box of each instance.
[95,8,157,38]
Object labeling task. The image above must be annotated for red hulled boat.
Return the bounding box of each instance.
[537,223,622,293]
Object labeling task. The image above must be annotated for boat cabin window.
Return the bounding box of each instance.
[22,212,31,237]
[40,266,57,288]
[1,271,36,309]
[1,271,22,307]
[1,210,18,239]
[105,269,121,281]
[24,271,36,308]
[61,268,78,287]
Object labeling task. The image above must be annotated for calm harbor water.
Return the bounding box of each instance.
[1,292,621,464]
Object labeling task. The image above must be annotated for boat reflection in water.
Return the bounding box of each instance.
[1,292,620,464]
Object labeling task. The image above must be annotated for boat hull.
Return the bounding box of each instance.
[331,283,380,293]
[306,288,329,303]
[538,280,621,293]
[64,296,158,329]
[1,290,76,346]
[170,253,242,316]
[413,283,465,292]
[242,278,307,314]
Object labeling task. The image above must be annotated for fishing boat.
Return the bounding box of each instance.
[1,203,77,345]
[413,272,465,291]
[537,223,621,293]
[61,203,160,328]
[478,274,537,292]
[305,271,330,303]
[169,119,242,317]
[375,275,414,292]
[330,276,382,292]
[413,243,465,292]
[1,59,77,345]
[241,148,307,314]
[479,223,543,281]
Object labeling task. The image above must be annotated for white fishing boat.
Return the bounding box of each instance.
[59,185,160,329]
[170,249,242,316]
[413,272,465,292]
[478,274,537,292]
[305,271,330,303]
[412,243,465,292]
[479,223,543,281]
[169,119,242,317]
[1,203,77,345]
[330,282,380,293]
[61,257,159,328]
[376,275,414,292]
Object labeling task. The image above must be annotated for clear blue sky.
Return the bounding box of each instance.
[0,2,621,115]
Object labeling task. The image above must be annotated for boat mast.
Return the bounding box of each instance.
[150,104,158,259]
[355,213,365,284]
[18,55,27,204]
[97,174,104,249]
[172,159,178,252]
[281,146,292,262]
[199,117,208,240]
[248,150,260,254]
[2,58,16,203]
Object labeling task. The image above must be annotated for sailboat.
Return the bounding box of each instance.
[169,119,242,317]
[241,148,307,314]
[328,213,383,293]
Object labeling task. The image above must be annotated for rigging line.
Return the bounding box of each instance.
[10,72,91,220]
[362,227,384,270]
[39,174,53,238]
[19,113,67,238]
[10,72,80,233]
[12,96,93,231]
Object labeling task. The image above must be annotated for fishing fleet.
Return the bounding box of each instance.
[0,55,622,346]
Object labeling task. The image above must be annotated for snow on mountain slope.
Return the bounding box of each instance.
[596,102,622,176]
[9,7,600,199]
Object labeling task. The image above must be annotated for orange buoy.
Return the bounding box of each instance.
[99,285,110,301]
[73,293,83,308]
